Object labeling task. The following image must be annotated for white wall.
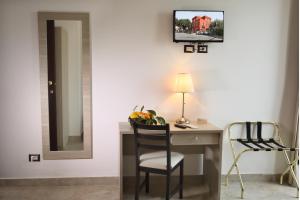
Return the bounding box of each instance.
[0,0,297,178]
[55,20,83,138]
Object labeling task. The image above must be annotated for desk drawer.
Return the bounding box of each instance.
[171,133,219,145]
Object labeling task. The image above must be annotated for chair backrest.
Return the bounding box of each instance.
[228,121,279,141]
[132,122,171,170]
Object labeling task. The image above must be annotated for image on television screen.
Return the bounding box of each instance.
[174,10,224,42]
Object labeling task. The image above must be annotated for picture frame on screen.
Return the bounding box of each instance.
[173,10,224,43]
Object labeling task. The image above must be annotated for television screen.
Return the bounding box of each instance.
[173,10,224,43]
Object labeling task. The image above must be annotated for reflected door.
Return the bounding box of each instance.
[46,19,83,151]
[46,20,58,151]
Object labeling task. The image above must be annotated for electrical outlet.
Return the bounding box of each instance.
[197,45,208,53]
[29,154,40,162]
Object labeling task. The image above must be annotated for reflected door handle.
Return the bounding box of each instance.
[48,81,53,85]
[49,90,54,94]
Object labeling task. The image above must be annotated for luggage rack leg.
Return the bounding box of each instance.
[225,139,252,199]
[280,148,299,197]
[280,157,298,184]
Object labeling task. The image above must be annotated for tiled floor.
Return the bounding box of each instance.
[222,180,297,200]
[0,180,297,200]
[0,184,119,200]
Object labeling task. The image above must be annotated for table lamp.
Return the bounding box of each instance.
[175,73,194,124]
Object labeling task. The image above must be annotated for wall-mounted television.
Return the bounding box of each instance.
[173,10,224,43]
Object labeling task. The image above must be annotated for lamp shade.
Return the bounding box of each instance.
[175,73,194,93]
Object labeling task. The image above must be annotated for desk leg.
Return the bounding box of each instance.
[203,134,223,200]
[120,134,123,200]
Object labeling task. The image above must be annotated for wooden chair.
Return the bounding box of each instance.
[132,122,184,200]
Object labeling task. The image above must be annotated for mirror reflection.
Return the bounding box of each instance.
[46,20,83,151]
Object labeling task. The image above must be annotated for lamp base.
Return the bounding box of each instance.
[176,117,191,124]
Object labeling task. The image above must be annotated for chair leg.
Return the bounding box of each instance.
[145,172,149,193]
[166,172,170,200]
[135,170,140,200]
[179,160,184,199]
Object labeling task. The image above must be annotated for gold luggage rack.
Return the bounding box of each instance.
[225,121,299,198]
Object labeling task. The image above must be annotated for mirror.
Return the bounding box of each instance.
[48,20,83,151]
[38,12,92,159]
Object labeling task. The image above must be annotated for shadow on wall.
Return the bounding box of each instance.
[275,0,299,171]
[156,11,173,44]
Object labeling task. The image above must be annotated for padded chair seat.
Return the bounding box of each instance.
[140,151,184,170]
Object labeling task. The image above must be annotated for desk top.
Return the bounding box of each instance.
[119,122,222,135]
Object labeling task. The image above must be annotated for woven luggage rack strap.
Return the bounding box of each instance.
[236,122,296,151]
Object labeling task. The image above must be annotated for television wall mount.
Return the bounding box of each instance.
[184,43,208,53]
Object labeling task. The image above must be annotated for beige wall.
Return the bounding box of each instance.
[0,0,298,178]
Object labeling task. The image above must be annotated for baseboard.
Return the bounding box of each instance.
[0,174,284,187]
[124,175,204,185]
[0,177,119,187]
[221,174,284,182]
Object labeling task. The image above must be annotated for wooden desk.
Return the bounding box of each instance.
[119,122,223,200]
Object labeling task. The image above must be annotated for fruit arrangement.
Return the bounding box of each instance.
[129,106,166,125]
